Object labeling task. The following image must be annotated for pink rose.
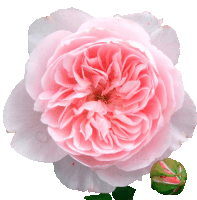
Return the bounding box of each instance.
[3,8,197,193]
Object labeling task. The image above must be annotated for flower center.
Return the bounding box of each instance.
[93,90,110,104]
[85,87,112,104]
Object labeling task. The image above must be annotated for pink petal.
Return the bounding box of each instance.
[154,79,167,110]
[25,30,71,100]
[93,162,151,187]
[116,11,163,35]
[169,67,185,112]
[148,44,175,123]
[77,17,150,45]
[150,25,180,66]
[115,122,171,171]
[93,134,175,187]
[50,8,93,32]
[170,91,197,139]
[28,8,94,53]
[53,155,116,193]
[70,154,117,169]
[41,106,65,128]
[3,80,68,162]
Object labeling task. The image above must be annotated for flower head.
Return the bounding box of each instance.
[3,8,197,193]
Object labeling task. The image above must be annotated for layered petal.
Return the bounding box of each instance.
[155,65,184,119]
[147,44,177,123]
[28,8,94,53]
[150,25,180,66]
[116,11,163,35]
[117,12,180,66]
[115,122,171,171]
[53,155,116,193]
[25,30,71,100]
[36,39,166,164]
[170,91,197,139]
[93,147,173,187]
[3,80,68,162]
[77,17,150,45]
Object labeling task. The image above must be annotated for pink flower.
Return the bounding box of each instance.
[3,8,197,193]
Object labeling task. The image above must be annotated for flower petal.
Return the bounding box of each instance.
[93,141,174,187]
[53,155,116,193]
[148,44,176,123]
[77,17,150,45]
[116,11,163,35]
[25,30,71,100]
[170,91,197,138]
[28,8,94,53]
[3,80,68,162]
[150,25,180,66]
[169,67,184,112]
[115,122,171,171]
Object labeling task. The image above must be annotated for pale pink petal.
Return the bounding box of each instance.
[3,80,68,162]
[124,97,197,183]
[50,8,94,32]
[93,137,175,187]
[53,155,116,193]
[150,25,180,66]
[28,8,94,53]
[115,122,171,171]
[41,106,65,128]
[93,162,151,187]
[148,44,176,123]
[116,11,163,35]
[28,17,58,54]
[169,67,185,112]
[77,17,150,45]
[25,30,71,100]
[170,91,197,139]
[70,154,118,169]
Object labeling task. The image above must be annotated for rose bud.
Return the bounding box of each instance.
[150,158,187,195]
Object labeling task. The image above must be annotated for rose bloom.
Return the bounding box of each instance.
[3,8,197,193]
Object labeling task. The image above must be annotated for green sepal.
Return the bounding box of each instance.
[152,180,177,195]
[84,193,112,200]
[169,184,185,195]
[112,186,136,200]
[151,180,186,195]
[177,162,187,183]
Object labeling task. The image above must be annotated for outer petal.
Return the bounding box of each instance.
[77,17,150,45]
[28,8,94,53]
[169,67,185,112]
[3,80,68,162]
[53,155,116,193]
[116,11,163,35]
[25,30,71,100]
[115,123,171,171]
[123,15,180,68]
[93,148,172,187]
[150,25,180,66]
[148,44,176,123]
[170,91,197,138]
